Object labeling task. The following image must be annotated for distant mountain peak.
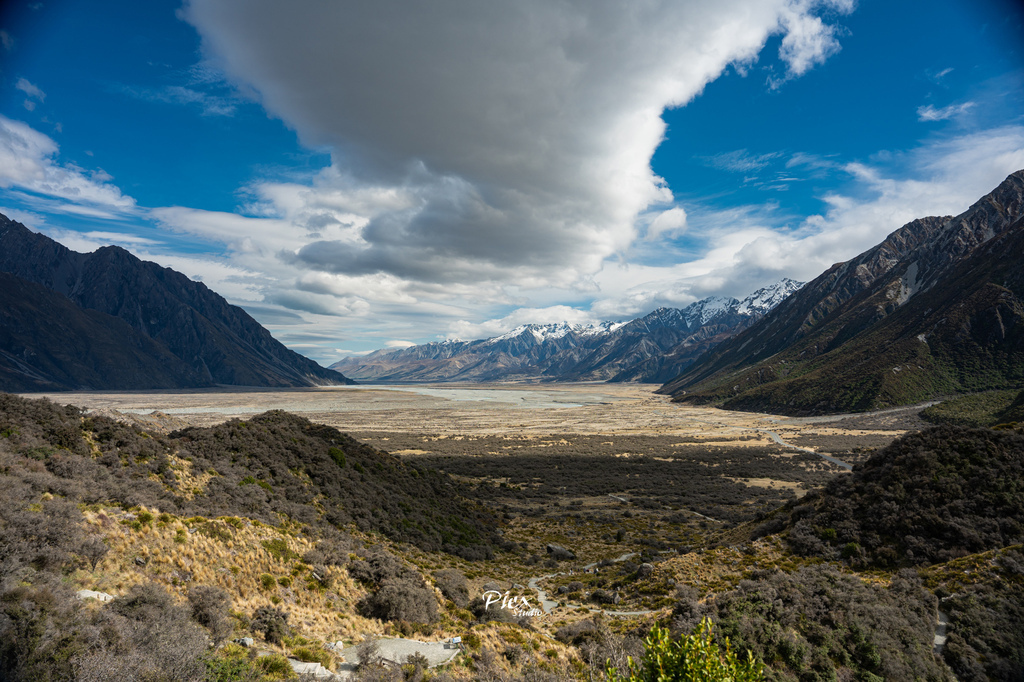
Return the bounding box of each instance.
[735,278,805,316]
[331,278,802,383]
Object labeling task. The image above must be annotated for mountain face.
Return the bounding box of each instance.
[660,169,1024,414]
[330,279,803,383]
[0,272,211,391]
[0,215,353,390]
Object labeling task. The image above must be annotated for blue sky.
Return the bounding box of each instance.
[1,0,1022,364]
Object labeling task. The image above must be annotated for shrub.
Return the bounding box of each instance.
[252,606,291,645]
[78,535,109,570]
[607,620,762,682]
[462,632,482,651]
[188,584,233,644]
[348,550,407,586]
[433,568,470,608]
[263,538,298,561]
[198,520,234,543]
[356,635,381,667]
[260,573,278,591]
[291,646,333,671]
[361,576,439,624]
[255,653,297,679]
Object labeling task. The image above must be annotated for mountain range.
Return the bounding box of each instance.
[329,279,803,383]
[0,214,352,391]
[659,169,1024,414]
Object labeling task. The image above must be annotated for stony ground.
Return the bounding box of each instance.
[20,383,920,447]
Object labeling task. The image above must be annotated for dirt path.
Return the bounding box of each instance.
[335,637,461,678]
[526,552,659,619]
[934,609,949,654]
[757,429,853,470]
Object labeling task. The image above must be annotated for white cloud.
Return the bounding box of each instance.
[0,115,136,210]
[118,84,237,116]
[586,126,1024,320]
[16,78,46,111]
[770,0,851,87]
[16,78,45,101]
[184,0,851,292]
[645,207,688,241]
[447,305,603,341]
[917,101,975,122]
[699,149,783,173]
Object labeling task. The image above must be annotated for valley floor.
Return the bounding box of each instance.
[9,383,974,681]
[19,381,926,449]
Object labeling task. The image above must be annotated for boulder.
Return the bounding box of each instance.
[591,589,620,605]
[75,589,114,602]
[546,544,576,561]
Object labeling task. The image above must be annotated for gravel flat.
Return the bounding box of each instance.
[338,637,462,668]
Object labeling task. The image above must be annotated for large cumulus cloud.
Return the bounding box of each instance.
[183,0,853,288]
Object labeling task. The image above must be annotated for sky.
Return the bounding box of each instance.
[1,0,1023,365]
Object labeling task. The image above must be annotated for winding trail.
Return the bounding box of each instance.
[757,428,853,470]
[934,609,949,654]
[526,552,659,619]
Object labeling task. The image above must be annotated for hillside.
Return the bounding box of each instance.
[756,425,1024,568]
[0,392,494,557]
[660,170,1024,414]
[0,271,210,391]
[5,392,1020,680]
[0,214,353,390]
[331,280,802,383]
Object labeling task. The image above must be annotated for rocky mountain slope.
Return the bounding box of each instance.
[0,214,352,390]
[330,279,803,383]
[660,169,1024,414]
[0,271,211,392]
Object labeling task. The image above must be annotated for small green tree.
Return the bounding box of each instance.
[607,619,762,682]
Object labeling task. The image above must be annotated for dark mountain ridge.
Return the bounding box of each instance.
[0,272,210,391]
[660,170,1024,414]
[0,214,352,390]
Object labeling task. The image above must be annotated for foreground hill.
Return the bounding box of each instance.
[660,170,1024,414]
[331,279,802,383]
[757,425,1024,568]
[3,391,1017,680]
[0,392,493,556]
[0,214,352,390]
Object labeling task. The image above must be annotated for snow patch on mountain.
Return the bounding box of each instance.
[734,278,804,316]
[486,321,621,345]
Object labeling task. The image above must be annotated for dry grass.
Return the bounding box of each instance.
[76,507,385,648]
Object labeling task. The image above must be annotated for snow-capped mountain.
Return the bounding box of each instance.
[330,279,803,383]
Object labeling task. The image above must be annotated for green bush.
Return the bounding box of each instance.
[255,653,297,679]
[260,573,277,591]
[263,538,298,561]
[462,632,481,651]
[290,646,333,670]
[328,446,346,467]
[607,619,762,682]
